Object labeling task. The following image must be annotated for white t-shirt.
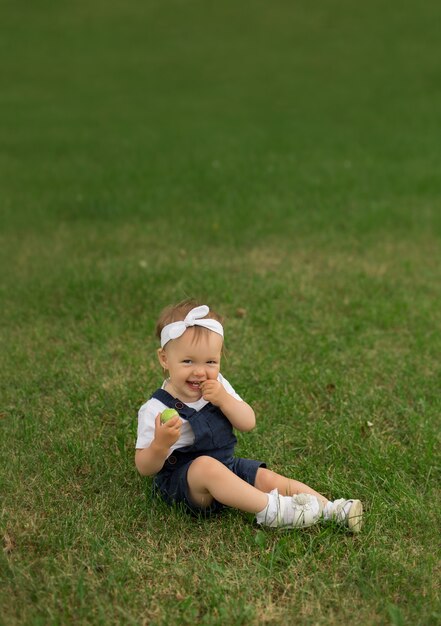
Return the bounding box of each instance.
[136,373,242,454]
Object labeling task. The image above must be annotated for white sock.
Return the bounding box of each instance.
[255,489,279,525]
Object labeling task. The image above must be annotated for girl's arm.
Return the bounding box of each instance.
[135,413,181,476]
[200,380,256,432]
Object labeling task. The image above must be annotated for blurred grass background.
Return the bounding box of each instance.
[1,1,440,624]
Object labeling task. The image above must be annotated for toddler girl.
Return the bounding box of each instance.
[135,299,363,532]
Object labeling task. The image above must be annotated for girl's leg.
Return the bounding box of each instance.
[188,462,362,533]
[254,468,329,507]
[187,456,269,513]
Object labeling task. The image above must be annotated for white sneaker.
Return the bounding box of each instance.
[331,499,363,533]
[256,490,323,529]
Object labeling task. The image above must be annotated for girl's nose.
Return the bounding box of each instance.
[193,365,205,378]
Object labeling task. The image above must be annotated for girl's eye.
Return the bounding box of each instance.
[183,360,192,364]
[207,361,218,365]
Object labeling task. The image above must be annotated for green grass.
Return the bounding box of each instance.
[1,1,441,624]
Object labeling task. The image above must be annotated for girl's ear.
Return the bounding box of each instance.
[157,348,167,370]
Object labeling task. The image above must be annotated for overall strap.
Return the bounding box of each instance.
[151,388,196,419]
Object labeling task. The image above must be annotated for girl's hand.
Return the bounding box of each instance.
[153,412,182,449]
[200,380,227,407]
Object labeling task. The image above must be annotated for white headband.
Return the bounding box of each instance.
[160,305,224,348]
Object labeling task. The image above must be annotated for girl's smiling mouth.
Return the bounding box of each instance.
[187,380,203,391]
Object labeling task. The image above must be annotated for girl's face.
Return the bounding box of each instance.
[157,328,223,403]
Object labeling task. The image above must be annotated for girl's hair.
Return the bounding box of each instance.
[155,298,224,344]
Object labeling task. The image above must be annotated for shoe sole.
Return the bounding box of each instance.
[347,499,363,533]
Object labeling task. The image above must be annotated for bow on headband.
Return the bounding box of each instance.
[160,305,224,347]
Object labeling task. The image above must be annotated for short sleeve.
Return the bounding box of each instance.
[218,373,243,402]
[136,398,164,449]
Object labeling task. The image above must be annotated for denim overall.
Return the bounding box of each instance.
[152,388,264,514]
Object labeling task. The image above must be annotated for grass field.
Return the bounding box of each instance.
[1,1,441,624]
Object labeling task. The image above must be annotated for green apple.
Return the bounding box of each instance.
[160,408,179,424]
